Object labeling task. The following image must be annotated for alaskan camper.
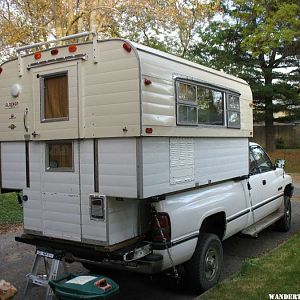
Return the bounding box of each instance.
[0,32,293,292]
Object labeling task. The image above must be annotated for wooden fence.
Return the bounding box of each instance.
[251,123,300,149]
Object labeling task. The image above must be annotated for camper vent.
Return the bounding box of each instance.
[90,195,106,221]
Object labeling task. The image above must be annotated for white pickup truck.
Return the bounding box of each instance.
[146,142,293,291]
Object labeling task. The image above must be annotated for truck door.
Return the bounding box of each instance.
[249,145,283,222]
[248,151,264,222]
[28,62,81,241]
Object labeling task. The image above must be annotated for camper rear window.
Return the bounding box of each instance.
[41,73,69,121]
[176,80,240,128]
[46,142,73,171]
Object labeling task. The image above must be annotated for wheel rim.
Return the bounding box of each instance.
[204,247,219,281]
[285,201,291,225]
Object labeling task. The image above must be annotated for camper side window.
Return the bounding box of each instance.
[177,82,198,124]
[46,141,73,171]
[41,73,69,121]
[227,94,240,128]
[176,79,241,128]
[197,86,224,125]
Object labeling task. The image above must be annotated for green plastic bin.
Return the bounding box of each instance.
[49,273,119,300]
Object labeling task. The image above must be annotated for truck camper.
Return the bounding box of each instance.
[0,32,293,292]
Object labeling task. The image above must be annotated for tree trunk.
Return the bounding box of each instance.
[265,96,275,152]
[262,65,275,152]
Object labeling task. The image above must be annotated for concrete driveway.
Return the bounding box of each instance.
[1,177,300,300]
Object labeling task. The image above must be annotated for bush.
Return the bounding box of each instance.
[275,137,285,149]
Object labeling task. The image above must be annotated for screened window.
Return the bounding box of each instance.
[176,79,240,128]
[46,141,73,171]
[42,73,69,121]
[227,94,240,128]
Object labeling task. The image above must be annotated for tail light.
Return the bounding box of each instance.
[151,212,171,242]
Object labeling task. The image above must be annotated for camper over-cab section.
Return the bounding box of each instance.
[0,38,252,141]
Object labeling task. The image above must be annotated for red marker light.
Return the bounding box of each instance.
[68,45,77,53]
[51,48,59,55]
[34,52,42,60]
[144,79,152,85]
[123,43,132,53]
[145,128,153,134]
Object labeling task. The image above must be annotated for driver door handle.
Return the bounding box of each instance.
[262,179,266,185]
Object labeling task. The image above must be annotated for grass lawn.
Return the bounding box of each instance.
[269,149,300,173]
[200,233,300,300]
[0,193,23,225]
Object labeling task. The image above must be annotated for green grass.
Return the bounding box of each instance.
[269,149,300,173]
[201,233,300,300]
[0,193,23,225]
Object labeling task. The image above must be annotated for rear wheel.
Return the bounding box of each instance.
[185,233,223,292]
[276,196,291,232]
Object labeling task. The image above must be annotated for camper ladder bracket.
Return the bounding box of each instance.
[23,248,68,300]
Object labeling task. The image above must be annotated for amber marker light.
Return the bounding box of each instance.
[68,45,77,53]
[123,43,132,53]
[34,52,42,60]
[51,48,59,55]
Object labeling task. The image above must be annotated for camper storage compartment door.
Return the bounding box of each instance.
[0,142,26,189]
[90,195,105,220]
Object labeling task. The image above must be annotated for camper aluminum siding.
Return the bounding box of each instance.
[135,43,253,137]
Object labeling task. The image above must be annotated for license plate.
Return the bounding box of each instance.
[36,249,55,259]
[123,243,152,262]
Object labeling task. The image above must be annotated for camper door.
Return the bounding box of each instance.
[29,62,82,241]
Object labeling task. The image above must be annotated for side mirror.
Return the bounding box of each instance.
[275,159,285,169]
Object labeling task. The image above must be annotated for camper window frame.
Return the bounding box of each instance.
[45,140,74,172]
[175,79,241,129]
[40,71,69,123]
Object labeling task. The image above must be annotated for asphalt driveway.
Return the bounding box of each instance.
[0,181,300,300]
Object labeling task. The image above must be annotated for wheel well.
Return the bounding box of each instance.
[200,212,226,240]
[284,184,293,197]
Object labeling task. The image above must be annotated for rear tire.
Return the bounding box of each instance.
[185,233,223,293]
[276,196,291,232]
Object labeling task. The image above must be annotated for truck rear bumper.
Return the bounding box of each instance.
[15,234,164,274]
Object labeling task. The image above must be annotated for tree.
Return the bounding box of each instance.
[0,0,122,62]
[0,0,52,59]
[119,0,221,57]
[192,0,300,151]
[0,0,220,62]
